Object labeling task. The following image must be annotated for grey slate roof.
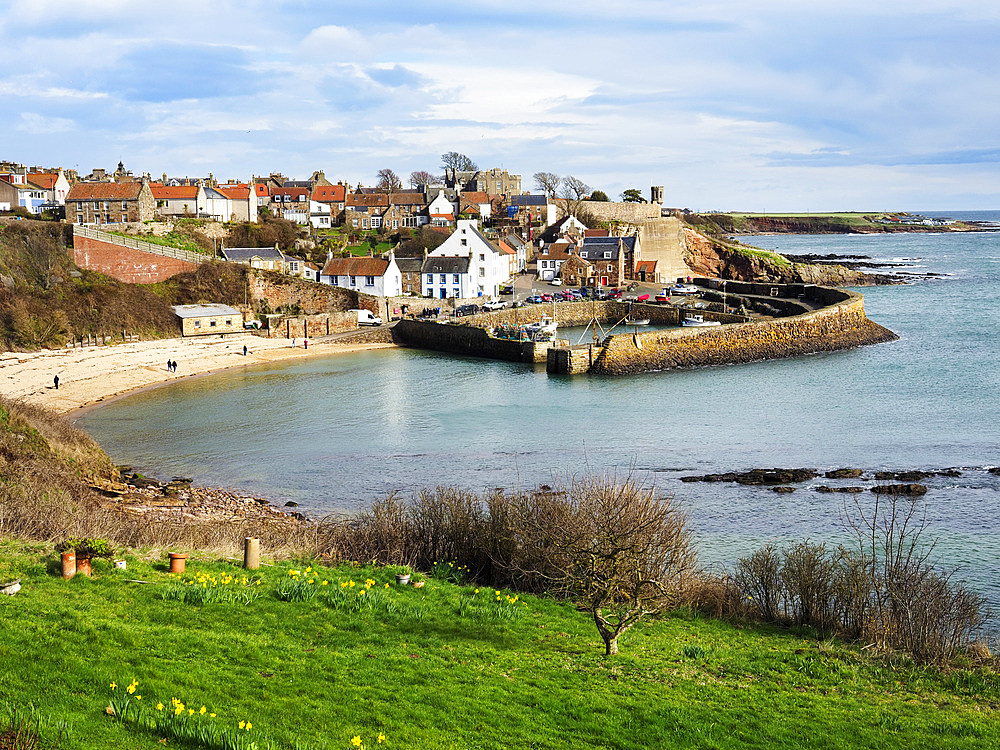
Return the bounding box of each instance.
[511,194,547,206]
[421,256,470,274]
[172,303,241,318]
[222,247,286,263]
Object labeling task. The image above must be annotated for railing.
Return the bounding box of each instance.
[72,225,211,264]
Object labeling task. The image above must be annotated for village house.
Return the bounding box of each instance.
[222,246,287,272]
[152,184,207,218]
[421,255,473,299]
[537,238,581,281]
[26,169,71,205]
[216,184,258,223]
[172,304,243,337]
[444,167,521,197]
[394,256,424,295]
[559,253,595,288]
[427,189,459,227]
[311,183,347,223]
[579,235,640,287]
[66,180,156,224]
[428,219,512,298]
[345,193,389,230]
[271,186,309,209]
[320,254,403,297]
[284,200,331,228]
[388,192,429,228]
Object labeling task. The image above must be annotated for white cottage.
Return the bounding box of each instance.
[428,219,512,298]
[320,253,402,297]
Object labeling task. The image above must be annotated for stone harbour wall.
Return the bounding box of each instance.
[393,319,546,363]
[591,291,897,375]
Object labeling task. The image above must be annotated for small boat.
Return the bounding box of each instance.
[626,318,650,326]
[525,316,558,337]
[681,314,721,327]
[670,283,700,295]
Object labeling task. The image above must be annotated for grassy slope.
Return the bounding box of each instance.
[1,540,998,750]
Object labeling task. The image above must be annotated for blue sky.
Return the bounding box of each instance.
[2,0,998,210]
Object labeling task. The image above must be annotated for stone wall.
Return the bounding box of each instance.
[261,312,358,339]
[249,272,363,315]
[555,199,662,225]
[70,232,201,283]
[592,291,897,375]
[393,319,542,363]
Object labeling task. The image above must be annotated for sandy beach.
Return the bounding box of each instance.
[0,332,397,415]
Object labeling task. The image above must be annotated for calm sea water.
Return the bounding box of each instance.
[78,212,1000,606]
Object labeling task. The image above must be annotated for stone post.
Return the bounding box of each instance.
[244,537,260,570]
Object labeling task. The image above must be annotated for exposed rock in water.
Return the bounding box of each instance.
[871,483,928,496]
[735,468,819,485]
[771,486,796,493]
[875,470,932,482]
[990,467,1000,476]
[825,468,864,479]
[815,486,865,494]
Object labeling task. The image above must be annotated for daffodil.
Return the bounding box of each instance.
[210,713,216,718]
[188,708,195,716]
[351,736,363,747]
[109,682,117,690]
[135,695,142,701]
[239,721,246,730]
[156,703,164,711]
[175,706,184,716]
[378,731,386,743]
[246,722,252,730]
[200,706,207,715]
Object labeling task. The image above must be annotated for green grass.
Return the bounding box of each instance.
[105,229,212,256]
[1,538,999,749]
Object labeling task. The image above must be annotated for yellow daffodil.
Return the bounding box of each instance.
[175,706,184,716]
[135,695,142,701]
[109,682,117,690]
[239,721,246,730]
[210,713,216,718]
[156,703,164,711]
[188,708,195,716]
[378,731,386,743]
[322,580,329,585]
[127,685,136,695]
[246,722,252,730]
[200,706,207,715]
[351,736,363,747]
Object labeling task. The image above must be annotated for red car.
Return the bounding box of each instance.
[635,294,650,303]
[607,289,623,300]
[540,293,554,302]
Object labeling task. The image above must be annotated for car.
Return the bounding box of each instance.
[550,278,563,286]
[540,293,554,302]
[498,283,514,295]
[607,289,623,300]
[482,299,509,311]
[525,294,543,304]
[511,300,526,308]
[593,289,609,300]
[455,304,480,317]
[577,287,591,298]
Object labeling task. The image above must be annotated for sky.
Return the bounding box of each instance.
[2,0,999,211]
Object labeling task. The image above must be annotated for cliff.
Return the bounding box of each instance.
[682,228,895,286]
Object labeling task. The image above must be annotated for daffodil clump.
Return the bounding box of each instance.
[327,577,395,614]
[162,570,263,605]
[456,587,528,621]
[275,566,327,602]
[108,680,261,750]
[430,560,469,584]
[350,730,387,749]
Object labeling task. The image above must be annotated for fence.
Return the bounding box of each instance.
[72,225,210,265]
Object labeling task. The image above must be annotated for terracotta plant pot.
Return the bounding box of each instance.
[168,553,188,575]
[76,555,92,577]
[61,551,76,579]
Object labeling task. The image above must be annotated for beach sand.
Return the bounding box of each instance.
[0,332,396,415]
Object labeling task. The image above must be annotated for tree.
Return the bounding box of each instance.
[621,189,646,203]
[441,152,478,172]
[409,170,436,189]
[533,172,561,196]
[588,189,609,202]
[376,168,402,194]
[557,175,591,219]
[500,477,695,655]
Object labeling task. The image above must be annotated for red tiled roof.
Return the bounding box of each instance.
[636,260,657,272]
[584,229,609,237]
[26,173,57,189]
[255,184,269,197]
[66,182,145,201]
[461,191,488,203]
[347,194,389,208]
[431,213,454,220]
[216,185,251,199]
[497,239,515,255]
[312,184,346,202]
[321,256,390,276]
[272,187,309,199]
[152,185,200,200]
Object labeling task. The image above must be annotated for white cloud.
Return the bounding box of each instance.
[16,112,75,133]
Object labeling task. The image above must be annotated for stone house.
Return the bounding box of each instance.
[222,246,287,272]
[559,253,595,288]
[172,303,243,336]
[579,236,640,287]
[66,180,156,224]
[537,239,581,281]
[345,193,389,230]
[394,256,424,295]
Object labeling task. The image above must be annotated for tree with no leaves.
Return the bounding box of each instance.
[533,172,561,197]
[376,168,402,194]
[441,151,478,172]
[409,170,437,189]
[557,175,592,220]
[500,476,695,655]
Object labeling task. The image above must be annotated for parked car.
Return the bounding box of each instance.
[607,289,623,300]
[482,299,509,311]
[670,283,700,295]
[540,293,554,302]
[550,278,563,286]
[593,289,609,300]
[577,287,591,298]
[525,295,543,304]
[455,304,480,317]
[350,308,383,326]
[498,283,514,295]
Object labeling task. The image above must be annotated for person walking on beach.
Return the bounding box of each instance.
[53,374,59,390]
[243,344,248,356]
[167,359,172,372]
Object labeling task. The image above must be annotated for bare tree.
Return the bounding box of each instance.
[533,172,561,197]
[500,476,695,655]
[409,170,436,189]
[376,168,402,194]
[441,152,477,172]
[557,175,591,219]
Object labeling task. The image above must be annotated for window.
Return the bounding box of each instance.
[478,268,485,277]
[93,201,99,209]
[453,288,460,297]
[362,219,368,229]
[121,201,128,210]
[440,274,447,284]
[371,217,381,228]
[405,272,411,280]
[607,264,613,272]
[349,275,356,285]
[392,220,398,229]
[426,274,434,284]
[460,238,467,246]
[604,251,612,259]
[452,274,459,283]
[479,253,485,261]
[352,219,358,227]
[194,320,201,328]
[210,320,217,327]
[365,276,375,286]
[225,319,232,326]
[330,277,338,286]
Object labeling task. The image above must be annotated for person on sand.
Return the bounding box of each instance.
[53,374,59,390]
[167,359,172,372]
[304,338,309,349]
[243,344,248,356]
[292,338,296,348]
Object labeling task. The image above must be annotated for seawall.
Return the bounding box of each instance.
[591,289,897,375]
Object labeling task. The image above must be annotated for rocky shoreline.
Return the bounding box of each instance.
[98,468,309,525]
[677,466,981,496]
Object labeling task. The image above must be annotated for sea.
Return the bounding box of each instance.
[77,211,1000,611]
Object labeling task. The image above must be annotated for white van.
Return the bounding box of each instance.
[350,309,383,326]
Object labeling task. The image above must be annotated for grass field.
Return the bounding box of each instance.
[2,539,999,749]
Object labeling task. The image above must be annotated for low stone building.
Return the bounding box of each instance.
[66,180,156,225]
[173,304,243,336]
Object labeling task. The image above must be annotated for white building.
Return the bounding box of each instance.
[320,253,402,297]
[428,219,512,298]
[421,255,473,299]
